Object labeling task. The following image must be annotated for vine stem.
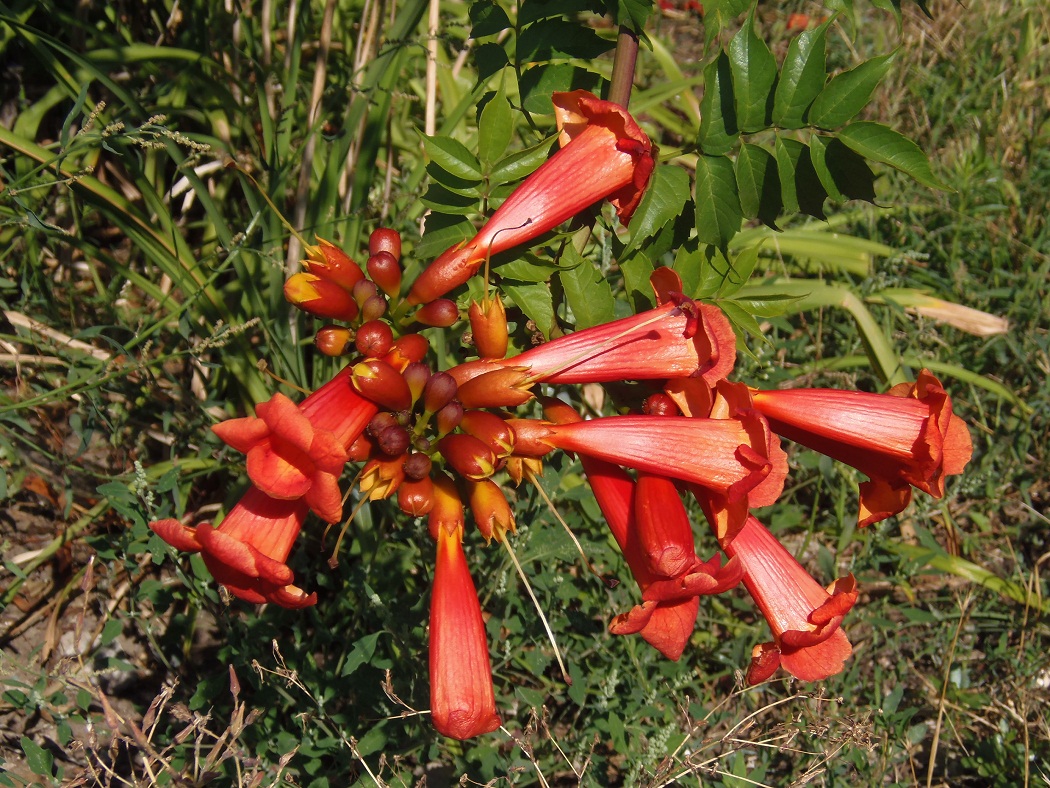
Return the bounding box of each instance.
[608,25,640,108]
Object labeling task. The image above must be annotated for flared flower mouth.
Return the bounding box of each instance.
[748,369,973,526]
[720,515,857,683]
[150,487,316,609]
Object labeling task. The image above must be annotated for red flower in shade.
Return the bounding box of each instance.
[429,521,501,740]
[212,367,378,524]
[582,459,740,660]
[151,486,316,609]
[408,90,655,305]
[449,298,736,397]
[747,369,973,526]
[721,514,857,684]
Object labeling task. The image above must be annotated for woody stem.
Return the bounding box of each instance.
[608,25,640,108]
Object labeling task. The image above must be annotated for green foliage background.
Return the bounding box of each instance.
[0,0,1048,785]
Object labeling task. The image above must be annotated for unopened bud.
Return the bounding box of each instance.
[467,479,516,542]
[437,434,496,481]
[435,401,464,436]
[428,471,464,540]
[284,273,360,321]
[414,299,459,328]
[347,432,376,462]
[468,296,509,359]
[460,410,515,458]
[367,411,399,437]
[403,452,433,481]
[304,238,365,291]
[377,425,411,457]
[352,359,412,411]
[457,367,534,409]
[402,362,431,405]
[314,325,354,357]
[643,393,679,416]
[423,372,458,413]
[367,251,401,299]
[355,320,394,358]
[361,293,388,323]
[384,334,430,371]
[352,278,378,307]
[368,227,402,261]
[398,476,435,517]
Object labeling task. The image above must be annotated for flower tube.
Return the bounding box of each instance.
[748,369,973,526]
[721,514,857,683]
[450,298,735,395]
[151,486,316,609]
[429,521,501,740]
[408,90,655,305]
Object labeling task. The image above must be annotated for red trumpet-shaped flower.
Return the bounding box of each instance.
[212,367,377,524]
[747,369,973,526]
[151,486,316,609]
[408,90,655,305]
[721,515,857,684]
[429,521,501,740]
[582,459,741,660]
[509,413,785,514]
[449,298,736,401]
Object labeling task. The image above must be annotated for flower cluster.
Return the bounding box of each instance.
[151,91,972,740]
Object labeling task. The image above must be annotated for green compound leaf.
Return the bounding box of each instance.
[559,245,616,329]
[504,281,555,339]
[734,142,780,227]
[838,121,946,190]
[625,164,690,254]
[698,52,739,156]
[728,12,777,133]
[807,52,896,129]
[692,154,743,250]
[422,135,482,182]
[478,87,513,166]
[809,134,877,203]
[772,22,829,129]
[695,154,743,250]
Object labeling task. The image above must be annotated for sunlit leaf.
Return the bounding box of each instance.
[695,154,743,250]
[698,52,739,156]
[559,245,616,329]
[807,53,896,129]
[772,22,829,129]
[838,121,947,190]
[625,164,690,253]
[729,12,777,132]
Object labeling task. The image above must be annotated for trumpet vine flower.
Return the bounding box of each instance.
[429,521,501,740]
[151,486,316,609]
[721,514,857,683]
[408,90,655,305]
[748,369,973,526]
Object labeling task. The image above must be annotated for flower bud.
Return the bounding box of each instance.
[347,431,376,462]
[284,273,360,321]
[403,452,433,481]
[368,227,402,261]
[351,359,412,411]
[460,410,515,458]
[361,293,388,323]
[385,334,430,370]
[435,401,464,436]
[456,367,534,409]
[468,296,509,359]
[423,372,459,414]
[415,299,459,328]
[352,278,378,307]
[314,325,354,356]
[643,392,680,417]
[428,471,464,540]
[402,362,431,405]
[359,455,406,500]
[304,238,365,291]
[367,411,399,437]
[367,251,402,299]
[377,425,411,457]
[398,475,435,517]
[355,320,394,358]
[437,434,497,481]
[467,479,515,542]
